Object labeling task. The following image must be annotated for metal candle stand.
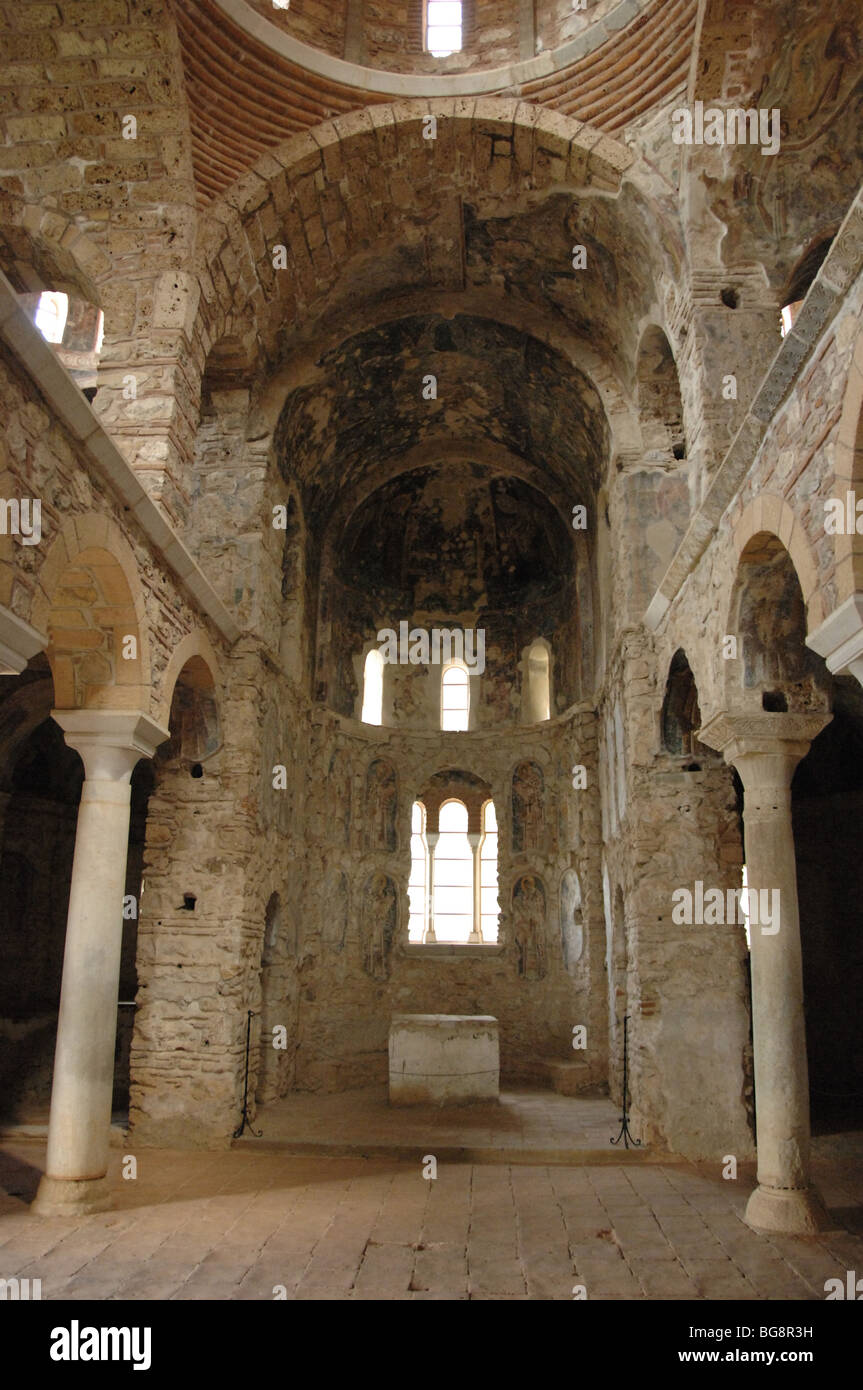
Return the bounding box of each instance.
[233,1009,263,1139]
[610,1014,641,1150]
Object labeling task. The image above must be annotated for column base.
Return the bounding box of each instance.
[744,1183,831,1235]
[31,1174,112,1218]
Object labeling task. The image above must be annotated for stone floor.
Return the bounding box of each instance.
[1,1133,861,1300]
[235,1087,656,1163]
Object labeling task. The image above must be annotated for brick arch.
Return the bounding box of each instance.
[194,100,638,363]
[831,324,863,604]
[30,516,151,713]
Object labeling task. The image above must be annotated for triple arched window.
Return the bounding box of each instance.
[408,798,498,943]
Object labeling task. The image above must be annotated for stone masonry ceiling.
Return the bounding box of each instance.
[275,314,609,534]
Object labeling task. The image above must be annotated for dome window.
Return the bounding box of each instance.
[426,1,462,56]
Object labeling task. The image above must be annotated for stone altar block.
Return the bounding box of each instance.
[388,1014,499,1105]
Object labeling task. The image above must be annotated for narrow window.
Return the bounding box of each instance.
[525,641,551,722]
[35,291,68,345]
[426,1,463,56]
[479,798,499,943]
[361,648,384,725]
[433,799,473,942]
[408,801,428,943]
[441,661,469,731]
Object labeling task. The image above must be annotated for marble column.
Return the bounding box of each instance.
[424,829,439,943]
[467,830,483,942]
[700,711,831,1234]
[31,709,168,1218]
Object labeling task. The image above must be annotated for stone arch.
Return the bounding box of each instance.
[0,203,111,305]
[255,293,642,463]
[30,516,151,712]
[162,655,222,767]
[158,630,223,734]
[661,648,708,761]
[635,323,686,460]
[831,325,863,604]
[723,522,826,715]
[721,497,825,665]
[194,101,642,359]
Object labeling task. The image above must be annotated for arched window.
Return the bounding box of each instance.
[661,649,703,759]
[361,648,384,725]
[425,1,462,56]
[34,291,68,344]
[441,661,469,731]
[780,237,833,337]
[408,801,428,943]
[433,799,473,941]
[479,799,499,942]
[524,640,551,722]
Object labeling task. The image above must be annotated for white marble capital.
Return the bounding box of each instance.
[0,603,46,675]
[52,708,170,781]
[806,593,863,686]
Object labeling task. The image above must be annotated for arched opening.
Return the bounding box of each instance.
[0,653,155,1125]
[636,325,686,461]
[441,660,470,731]
[425,1,463,56]
[43,542,146,711]
[22,288,104,399]
[128,656,225,1146]
[479,798,499,943]
[0,660,81,1123]
[729,529,863,1141]
[408,800,429,942]
[433,798,473,941]
[780,236,834,337]
[661,649,710,765]
[522,639,551,723]
[361,648,384,726]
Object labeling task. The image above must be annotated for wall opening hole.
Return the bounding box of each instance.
[762,690,788,712]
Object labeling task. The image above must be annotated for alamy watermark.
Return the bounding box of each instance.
[671,101,781,156]
[671,880,780,935]
[0,498,41,546]
[376,623,486,676]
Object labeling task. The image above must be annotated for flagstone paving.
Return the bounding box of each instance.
[1,1134,861,1300]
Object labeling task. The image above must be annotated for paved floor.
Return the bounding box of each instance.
[235,1087,655,1163]
[1,1136,861,1300]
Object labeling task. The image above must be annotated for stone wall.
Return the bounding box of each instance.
[252,705,610,1094]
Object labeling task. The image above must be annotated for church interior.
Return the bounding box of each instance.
[0,0,862,1304]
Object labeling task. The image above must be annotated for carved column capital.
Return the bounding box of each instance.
[697,710,831,791]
